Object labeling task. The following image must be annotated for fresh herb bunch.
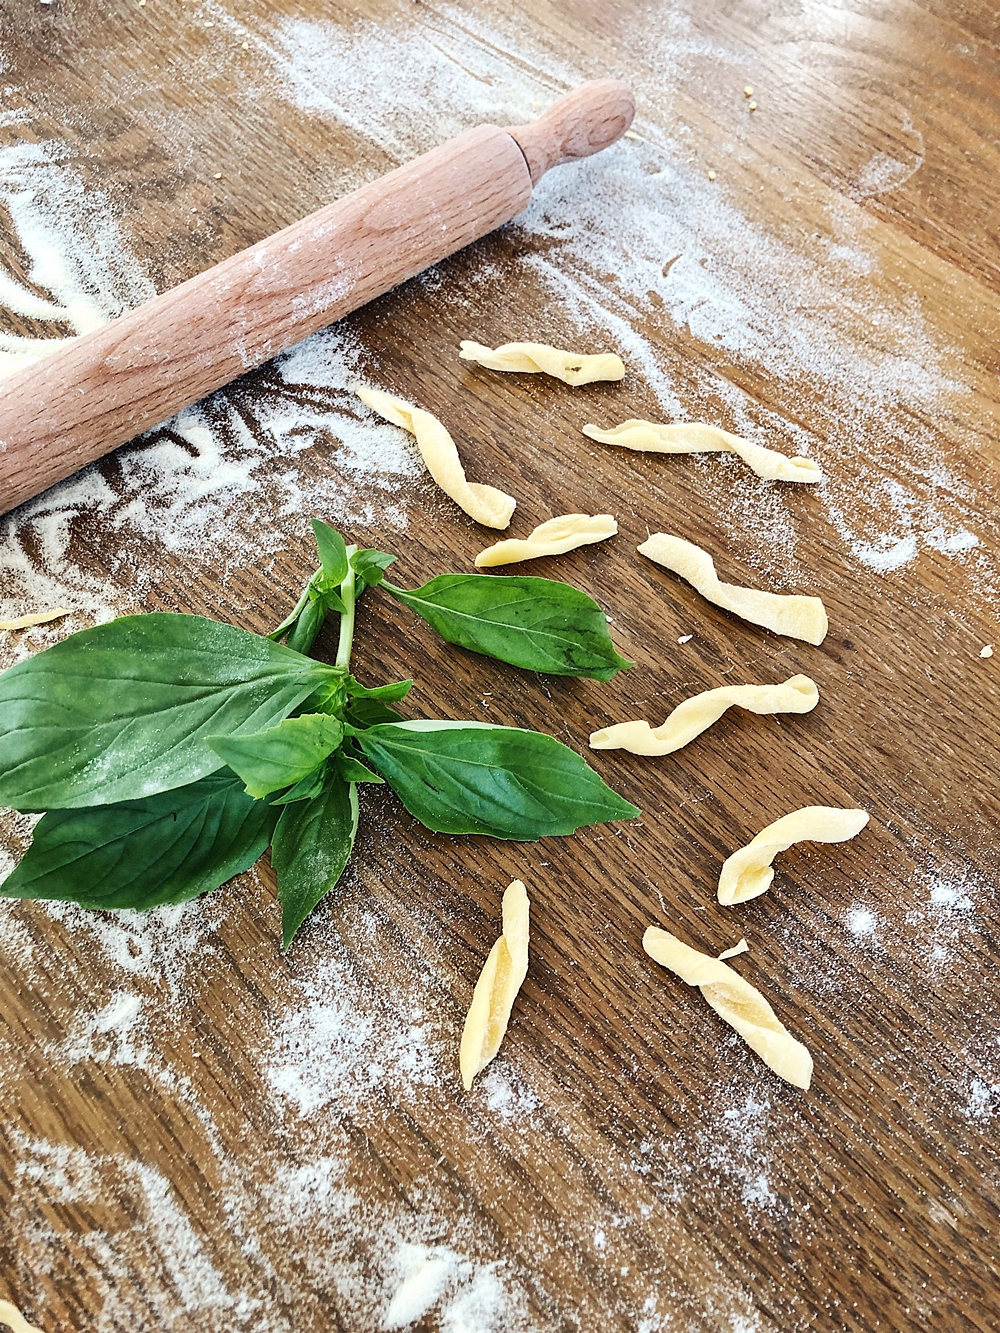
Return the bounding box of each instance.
[0,522,638,946]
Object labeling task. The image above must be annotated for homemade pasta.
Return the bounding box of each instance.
[475,513,617,567]
[0,1300,45,1333]
[718,806,870,905]
[589,673,818,756]
[459,340,625,386]
[354,386,516,529]
[643,927,813,1089]
[0,608,71,631]
[582,419,821,482]
[460,879,530,1090]
[638,534,828,644]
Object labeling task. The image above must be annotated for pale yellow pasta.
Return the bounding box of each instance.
[590,673,818,756]
[717,938,749,960]
[354,386,516,529]
[460,880,530,1090]
[643,927,813,1089]
[475,513,617,568]
[0,1299,45,1333]
[459,340,625,386]
[718,806,870,905]
[0,608,71,631]
[638,534,828,644]
[582,419,820,483]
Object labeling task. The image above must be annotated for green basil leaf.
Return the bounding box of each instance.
[333,750,384,784]
[357,720,639,839]
[346,675,413,703]
[382,574,632,680]
[270,763,329,805]
[311,518,349,588]
[272,769,358,947]
[208,713,344,799]
[304,674,349,718]
[345,697,404,728]
[0,771,278,910]
[350,548,396,588]
[0,614,339,810]
[285,593,328,656]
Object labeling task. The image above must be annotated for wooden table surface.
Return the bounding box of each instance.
[1,2,998,1330]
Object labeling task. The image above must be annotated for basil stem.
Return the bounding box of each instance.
[336,544,358,668]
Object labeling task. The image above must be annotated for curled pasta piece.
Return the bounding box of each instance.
[460,879,530,1090]
[717,938,749,960]
[718,806,870,905]
[459,339,625,386]
[0,608,71,631]
[643,927,813,1089]
[0,1300,45,1333]
[475,513,617,568]
[354,386,516,530]
[638,534,828,644]
[590,673,818,756]
[582,419,820,483]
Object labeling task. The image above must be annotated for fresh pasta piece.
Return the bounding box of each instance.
[643,927,812,1089]
[582,419,820,482]
[0,608,71,631]
[718,938,749,960]
[475,513,617,568]
[459,339,625,386]
[0,1300,45,1333]
[718,806,870,905]
[590,673,818,756]
[638,534,828,644]
[354,385,516,529]
[460,879,530,1090]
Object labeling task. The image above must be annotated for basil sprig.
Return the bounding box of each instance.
[382,573,632,680]
[0,522,637,945]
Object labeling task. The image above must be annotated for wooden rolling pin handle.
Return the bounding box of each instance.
[508,79,636,183]
[0,80,634,516]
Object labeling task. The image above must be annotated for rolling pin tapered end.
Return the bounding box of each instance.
[508,79,636,185]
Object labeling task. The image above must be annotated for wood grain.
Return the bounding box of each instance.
[0,2,998,1331]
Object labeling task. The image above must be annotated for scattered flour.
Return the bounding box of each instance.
[845,905,879,940]
[905,870,983,970]
[10,1137,257,1331]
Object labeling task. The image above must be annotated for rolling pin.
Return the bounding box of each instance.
[0,79,634,516]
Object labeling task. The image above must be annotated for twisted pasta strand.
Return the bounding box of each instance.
[0,608,71,631]
[583,418,820,482]
[460,880,530,1090]
[718,806,870,905]
[459,339,625,385]
[354,385,516,529]
[0,1300,45,1333]
[590,674,818,756]
[475,513,617,567]
[643,927,813,1089]
[638,533,828,644]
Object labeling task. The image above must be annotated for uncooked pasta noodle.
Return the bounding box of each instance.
[643,927,813,1089]
[475,513,617,567]
[638,533,828,644]
[718,806,870,904]
[0,608,71,630]
[460,880,530,1090]
[354,385,516,529]
[459,339,625,385]
[589,674,818,756]
[582,419,821,482]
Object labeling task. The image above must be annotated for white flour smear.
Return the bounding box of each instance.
[0,139,153,377]
[247,5,982,579]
